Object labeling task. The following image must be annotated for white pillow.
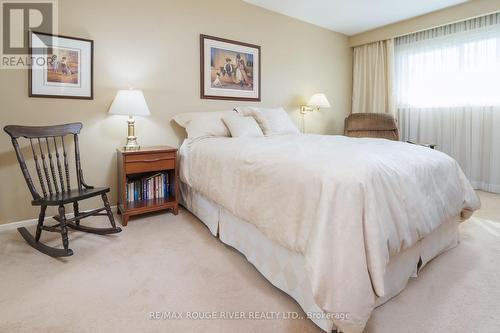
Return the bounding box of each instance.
[173,111,234,139]
[185,116,230,139]
[222,115,264,137]
[234,106,300,135]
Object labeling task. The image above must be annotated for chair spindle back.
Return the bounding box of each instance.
[4,123,86,200]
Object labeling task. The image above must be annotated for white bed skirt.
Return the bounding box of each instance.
[180,181,460,332]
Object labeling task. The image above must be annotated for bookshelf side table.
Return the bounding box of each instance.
[117,146,179,226]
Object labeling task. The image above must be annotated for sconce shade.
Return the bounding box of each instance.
[108,90,151,116]
[307,93,331,108]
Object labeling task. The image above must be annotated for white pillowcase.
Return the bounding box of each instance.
[172,111,234,139]
[222,115,264,138]
[235,106,300,135]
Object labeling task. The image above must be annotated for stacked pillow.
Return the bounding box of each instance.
[173,107,299,140]
[221,115,264,137]
[173,111,233,139]
[234,106,300,135]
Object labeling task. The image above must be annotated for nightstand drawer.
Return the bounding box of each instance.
[125,157,175,174]
[125,152,175,163]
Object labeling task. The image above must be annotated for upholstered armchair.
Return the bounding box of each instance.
[344,113,399,141]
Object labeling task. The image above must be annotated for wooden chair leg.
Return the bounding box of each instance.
[18,227,73,257]
[102,194,121,232]
[73,202,80,226]
[17,204,73,257]
[58,205,70,251]
[35,205,47,242]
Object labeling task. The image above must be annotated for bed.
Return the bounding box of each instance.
[175,113,479,333]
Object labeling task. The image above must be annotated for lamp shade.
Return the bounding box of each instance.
[307,93,331,108]
[108,90,151,116]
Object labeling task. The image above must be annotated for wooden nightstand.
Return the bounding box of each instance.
[117,146,179,226]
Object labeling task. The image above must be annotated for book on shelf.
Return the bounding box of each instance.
[126,172,170,203]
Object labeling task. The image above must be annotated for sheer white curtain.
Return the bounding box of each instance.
[352,40,395,114]
[395,13,500,193]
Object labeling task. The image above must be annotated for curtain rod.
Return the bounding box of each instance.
[351,10,500,48]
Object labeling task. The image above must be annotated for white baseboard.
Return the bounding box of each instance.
[0,217,39,232]
[0,205,118,232]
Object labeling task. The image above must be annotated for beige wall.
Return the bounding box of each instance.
[349,0,500,46]
[0,0,352,224]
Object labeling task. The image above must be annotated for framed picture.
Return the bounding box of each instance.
[200,34,260,101]
[29,31,93,99]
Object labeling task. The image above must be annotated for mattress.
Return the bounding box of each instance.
[180,181,460,332]
[178,134,479,332]
[178,134,480,332]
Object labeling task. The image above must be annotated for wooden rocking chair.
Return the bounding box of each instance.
[4,123,121,257]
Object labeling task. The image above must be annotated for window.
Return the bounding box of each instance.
[395,22,500,108]
[394,13,500,193]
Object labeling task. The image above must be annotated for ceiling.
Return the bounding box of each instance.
[243,0,468,35]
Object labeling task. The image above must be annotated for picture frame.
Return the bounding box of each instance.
[29,31,93,99]
[200,34,261,101]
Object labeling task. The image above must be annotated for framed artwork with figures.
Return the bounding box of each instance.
[29,31,93,99]
[200,34,260,101]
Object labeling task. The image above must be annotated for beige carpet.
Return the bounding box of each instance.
[0,191,499,333]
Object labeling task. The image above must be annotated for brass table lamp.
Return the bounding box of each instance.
[108,89,151,150]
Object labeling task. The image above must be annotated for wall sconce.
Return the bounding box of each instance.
[300,93,331,114]
[300,93,331,132]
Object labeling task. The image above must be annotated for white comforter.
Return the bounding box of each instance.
[179,134,480,333]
